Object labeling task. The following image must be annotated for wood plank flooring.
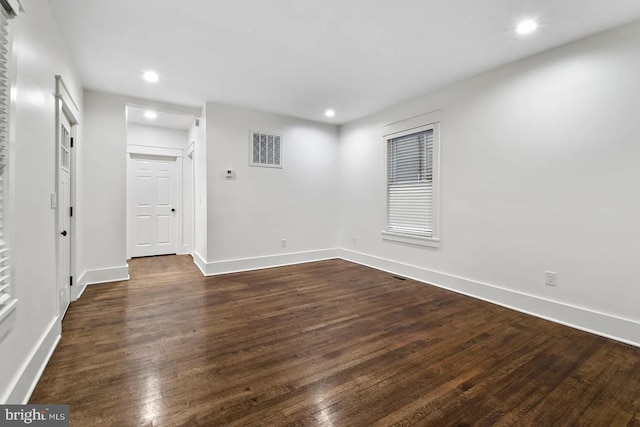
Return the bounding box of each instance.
[30,256,640,426]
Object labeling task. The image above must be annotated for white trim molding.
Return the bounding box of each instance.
[192,251,208,276]
[381,231,441,248]
[126,144,183,158]
[338,249,640,348]
[382,109,442,138]
[194,249,339,276]
[74,264,130,300]
[1,317,60,404]
[55,75,80,119]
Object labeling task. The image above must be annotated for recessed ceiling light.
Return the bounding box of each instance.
[142,71,160,83]
[325,109,335,118]
[515,19,538,35]
[144,111,157,120]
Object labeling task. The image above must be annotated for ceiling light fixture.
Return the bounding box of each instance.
[325,109,335,118]
[142,71,160,83]
[515,19,538,35]
[144,111,157,120]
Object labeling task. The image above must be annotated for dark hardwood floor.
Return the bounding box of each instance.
[30,255,640,426]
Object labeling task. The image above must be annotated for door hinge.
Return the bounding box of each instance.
[70,276,73,286]
[70,206,73,217]
[70,137,74,148]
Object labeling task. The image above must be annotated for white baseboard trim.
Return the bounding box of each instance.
[74,264,130,300]
[73,272,88,301]
[338,249,640,348]
[196,249,339,276]
[2,317,61,404]
[192,251,208,276]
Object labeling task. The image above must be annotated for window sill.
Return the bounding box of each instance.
[381,231,441,248]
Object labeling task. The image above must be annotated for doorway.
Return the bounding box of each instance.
[57,112,73,316]
[55,75,79,319]
[128,154,178,257]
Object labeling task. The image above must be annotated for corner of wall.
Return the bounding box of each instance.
[76,264,130,296]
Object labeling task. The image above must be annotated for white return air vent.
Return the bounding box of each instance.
[250,130,282,168]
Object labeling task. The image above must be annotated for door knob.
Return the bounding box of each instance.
[61,230,67,236]
[171,208,176,212]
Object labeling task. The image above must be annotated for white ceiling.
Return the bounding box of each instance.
[49,0,640,124]
[126,106,194,130]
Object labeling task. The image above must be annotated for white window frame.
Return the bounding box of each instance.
[382,122,441,248]
[249,130,282,169]
[0,0,19,334]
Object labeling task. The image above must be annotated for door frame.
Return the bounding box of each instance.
[126,146,184,259]
[54,76,79,307]
[185,141,195,255]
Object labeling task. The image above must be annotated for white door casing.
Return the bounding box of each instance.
[184,143,195,254]
[57,113,72,317]
[128,154,178,257]
[55,75,80,310]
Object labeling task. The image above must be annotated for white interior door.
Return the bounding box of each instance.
[57,115,72,317]
[129,154,178,257]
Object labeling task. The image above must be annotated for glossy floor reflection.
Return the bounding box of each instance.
[30,255,640,426]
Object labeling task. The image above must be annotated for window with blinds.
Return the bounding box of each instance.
[0,3,13,314]
[385,123,440,244]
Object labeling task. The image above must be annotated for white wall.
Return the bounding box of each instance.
[188,117,208,263]
[82,91,128,275]
[338,21,640,345]
[0,0,83,403]
[127,123,189,150]
[203,102,339,273]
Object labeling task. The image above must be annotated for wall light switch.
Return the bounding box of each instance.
[225,169,236,179]
[51,192,57,209]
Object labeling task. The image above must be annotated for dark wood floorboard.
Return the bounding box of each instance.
[30,255,640,426]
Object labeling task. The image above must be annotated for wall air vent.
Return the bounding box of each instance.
[250,130,282,168]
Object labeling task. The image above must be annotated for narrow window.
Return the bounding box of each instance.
[384,123,440,247]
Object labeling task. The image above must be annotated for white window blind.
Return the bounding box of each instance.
[0,4,11,310]
[250,131,282,168]
[387,129,434,237]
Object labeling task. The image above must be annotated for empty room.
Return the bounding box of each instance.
[0,0,639,425]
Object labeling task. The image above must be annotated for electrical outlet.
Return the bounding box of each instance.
[281,239,287,248]
[545,271,557,287]
[352,236,357,245]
